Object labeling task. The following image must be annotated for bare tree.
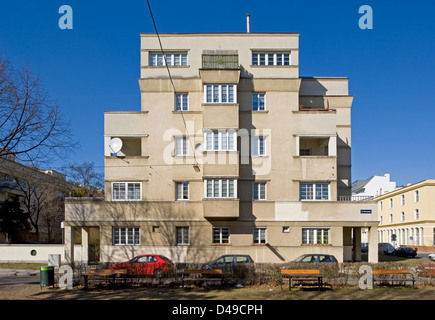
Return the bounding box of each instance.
[0,56,76,165]
[63,161,104,195]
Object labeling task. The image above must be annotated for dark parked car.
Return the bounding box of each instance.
[203,254,254,271]
[293,254,338,263]
[394,247,417,258]
[109,254,173,277]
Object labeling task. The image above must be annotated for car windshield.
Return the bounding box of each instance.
[158,256,171,261]
[296,255,317,262]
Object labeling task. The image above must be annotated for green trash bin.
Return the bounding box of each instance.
[40,266,54,288]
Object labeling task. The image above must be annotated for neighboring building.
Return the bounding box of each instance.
[64,32,379,265]
[352,173,397,198]
[0,156,76,243]
[376,179,435,250]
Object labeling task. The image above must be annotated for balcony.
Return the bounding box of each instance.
[202,151,239,176]
[203,104,239,128]
[203,198,240,220]
[202,51,239,70]
[200,50,241,84]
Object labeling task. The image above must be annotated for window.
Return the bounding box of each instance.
[380,201,383,211]
[204,130,236,151]
[253,182,266,200]
[112,182,141,201]
[415,209,420,220]
[113,227,140,245]
[176,182,189,200]
[252,93,265,111]
[205,179,237,198]
[175,137,189,156]
[401,212,405,221]
[401,194,405,206]
[389,198,393,208]
[150,53,188,66]
[253,227,267,244]
[302,228,330,245]
[415,190,420,202]
[252,52,290,66]
[389,214,393,223]
[175,93,188,111]
[204,84,236,103]
[300,183,329,201]
[252,137,266,156]
[176,226,189,245]
[213,227,230,244]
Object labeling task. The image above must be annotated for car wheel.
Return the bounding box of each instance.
[154,269,164,278]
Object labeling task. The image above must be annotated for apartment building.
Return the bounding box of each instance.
[377,180,435,249]
[0,156,76,243]
[64,33,378,264]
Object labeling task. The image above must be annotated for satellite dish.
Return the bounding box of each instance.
[109,138,123,154]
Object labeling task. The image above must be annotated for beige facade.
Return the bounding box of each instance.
[64,33,379,264]
[376,180,435,249]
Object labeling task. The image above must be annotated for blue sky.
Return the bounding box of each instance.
[0,0,434,187]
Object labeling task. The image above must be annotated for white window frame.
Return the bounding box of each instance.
[213,227,230,244]
[401,194,405,206]
[253,227,267,244]
[204,130,237,151]
[414,209,420,220]
[401,211,405,221]
[150,52,188,66]
[204,179,237,198]
[252,93,266,111]
[299,183,329,201]
[204,84,237,103]
[252,52,291,66]
[302,227,330,245]
[175,93,188,111]
[175,182,189,200]
[414,190,420,202]
[174,136,189,156]
[113,227,140,245]
[112,182,142,201]
[176,226,189,246]
[252,136,266,156]
[253,182,266,200]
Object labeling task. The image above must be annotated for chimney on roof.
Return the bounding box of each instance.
[247,13,251,33]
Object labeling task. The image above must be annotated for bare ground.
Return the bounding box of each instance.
[1,282,435,300]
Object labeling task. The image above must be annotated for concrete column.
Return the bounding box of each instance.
[368,226,378,263]
[343,227,353,262]
[354,227,362,262]
[81,227,89,265]
[64,226,74,265]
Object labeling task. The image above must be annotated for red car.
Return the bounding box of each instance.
[109,254,173,277]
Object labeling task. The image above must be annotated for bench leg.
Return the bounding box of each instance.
[84,276,88,291]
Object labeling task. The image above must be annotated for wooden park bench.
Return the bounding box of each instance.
[280,269,323,291]
[81,268,128,291]
[372,269,416,288]
[181,269,224,287]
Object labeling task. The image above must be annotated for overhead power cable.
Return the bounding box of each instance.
[146,0,199,168]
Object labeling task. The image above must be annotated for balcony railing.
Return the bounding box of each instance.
[338,196,375,202]
[202,50,239,70]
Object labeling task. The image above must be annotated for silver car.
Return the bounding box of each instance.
[428,253,435,261]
